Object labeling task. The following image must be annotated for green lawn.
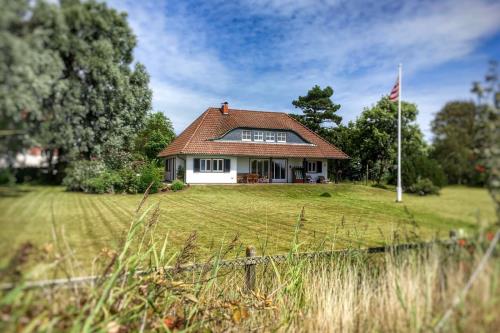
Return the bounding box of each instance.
[0,184,495,271]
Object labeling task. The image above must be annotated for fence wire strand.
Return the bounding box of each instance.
[0,240,457,290]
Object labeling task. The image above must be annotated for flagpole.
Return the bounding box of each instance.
[396,63,403,202]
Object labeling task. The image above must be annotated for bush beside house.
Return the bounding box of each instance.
[63,160,164,194]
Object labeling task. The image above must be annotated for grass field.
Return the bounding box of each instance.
[0,184,495,271]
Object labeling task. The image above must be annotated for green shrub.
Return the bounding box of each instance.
[407,178,440,196]
[0,168,15,185]
[388,153,447,189]
[64,160,163,194]
[137,162,163,193]
[171,179,185,192]
[83,170,123,194]
[118,167,140,194]
[63,160,106,192]
[319,192,331,197]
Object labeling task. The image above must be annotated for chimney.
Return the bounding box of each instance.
[221,101,229,114]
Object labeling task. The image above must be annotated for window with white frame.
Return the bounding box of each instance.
[277,132,286,142]
[265,132,275,142]
[200,159,212,172]
[307,161,316,173]
[254,131,264,141]
[212,159,223,172]
[242,130,252,141]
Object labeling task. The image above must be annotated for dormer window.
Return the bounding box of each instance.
[242,130,252,141]
[277,132,286,142]
[265,132,275,142]
[254,131,264,141]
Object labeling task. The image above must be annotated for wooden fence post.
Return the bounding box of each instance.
[245,246,256,293]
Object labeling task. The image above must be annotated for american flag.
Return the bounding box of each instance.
[389,76,399,102]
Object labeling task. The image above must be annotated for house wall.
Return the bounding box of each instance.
[185,155,237,184]
[237,157,250,173]
[184,155,327,184]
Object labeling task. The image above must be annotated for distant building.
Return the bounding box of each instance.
[0,147,57,169]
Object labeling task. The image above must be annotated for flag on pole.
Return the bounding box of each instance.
[389,77,399,102]
[389,65,403,202]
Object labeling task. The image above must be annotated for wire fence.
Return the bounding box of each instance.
[0,239,459,291]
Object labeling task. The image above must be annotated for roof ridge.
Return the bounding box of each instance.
[284,113,349,159]
[180,108,211,153]
[206,107,287,115]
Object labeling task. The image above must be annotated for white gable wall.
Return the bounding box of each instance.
[185,155,237,184]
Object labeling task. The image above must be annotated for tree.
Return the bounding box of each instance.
[350,97,423,183]
[135,112,175,161]
[291,85,342,136]
[0,0,63,163]
[430,101,477,185]
[1,0,152,179]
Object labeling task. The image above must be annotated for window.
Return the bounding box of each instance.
[194,158,231,173]
[277,132,286,142]
[200,159,211,172]
[254,131,264,141]
[307,161,323,173]
[251,159,269,178]
[265,132,275,142]
[307,161,316,173]
[242,130,252,141]
[212,159,223,172]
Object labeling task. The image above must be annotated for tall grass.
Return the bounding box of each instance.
[0,193,498,332]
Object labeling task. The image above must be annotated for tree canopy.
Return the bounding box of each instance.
[0,0,63,159]
[430,101,477,185]
[0,0,152,174]
[135,112,175,161]
[291,85,342,135]
[349,97,424,183]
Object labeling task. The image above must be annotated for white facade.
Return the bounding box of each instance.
[167,155,328,184]
[185,155,238,184]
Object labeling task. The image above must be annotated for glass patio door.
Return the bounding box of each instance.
[272,159,287,182]
[250,159,270,179]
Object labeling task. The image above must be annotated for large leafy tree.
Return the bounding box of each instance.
[291,85,342,136]
[350,97,424,184]
[1,0,152,176]
[0,0,63,162]
[430,101,477,185]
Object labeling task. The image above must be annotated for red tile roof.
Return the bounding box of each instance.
[158,107,348,159]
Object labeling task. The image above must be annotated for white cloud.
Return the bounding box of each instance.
[106,0,499,140]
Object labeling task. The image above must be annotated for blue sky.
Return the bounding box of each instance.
[107,0,500,140]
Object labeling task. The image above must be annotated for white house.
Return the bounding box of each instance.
[158,103,348,184]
